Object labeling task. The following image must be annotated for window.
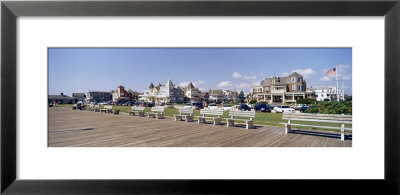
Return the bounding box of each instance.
[298,85,302,91]
[292,85,296,91]
[298,78,301,82]
[265,87,269,92]
[291,77,296,82]
[272,80,275,84]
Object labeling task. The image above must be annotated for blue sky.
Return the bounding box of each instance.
[48,48,352,96]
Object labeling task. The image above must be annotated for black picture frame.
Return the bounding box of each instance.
[1,0,399,194]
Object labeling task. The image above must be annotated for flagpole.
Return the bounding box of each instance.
[335,66,339,101]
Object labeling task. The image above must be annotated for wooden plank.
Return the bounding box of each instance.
[48,107,352,147]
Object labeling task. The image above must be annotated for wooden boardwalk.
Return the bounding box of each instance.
[48,107,352,147]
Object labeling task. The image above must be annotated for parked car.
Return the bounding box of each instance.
[293,104,307,110]
[222,104,233,111]
[237,104,251,111]
[254,103,271,112]
[274,105,294,113]
[208,103,219,110]
[192,102,204,109]
[299,105,310,112]
[183,103,192,109]
[165,103,174,108]
[145,102,154,107]
[122,102,130,106]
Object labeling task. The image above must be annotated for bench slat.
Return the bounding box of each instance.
[200,109,223,116]
[229,110,255,118]
[281,118,353,124]
[279,123,352,130]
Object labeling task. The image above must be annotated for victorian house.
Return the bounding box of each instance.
[251,72,307,104]
[140,79,184,103]
[183,82,201,102]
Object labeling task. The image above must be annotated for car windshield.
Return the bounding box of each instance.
[281,105,289,108]
[210,104,216,106]
[185,103,191,106]
[223,105,231,107]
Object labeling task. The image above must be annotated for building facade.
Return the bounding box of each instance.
[309,86,343,101]
[140,79,184,103]
[48,93,75,104]
[251,72,307,104]
[72,93,86,103]
[208,89,225,103]
[112,85,131,102]
[183,82,201,102]
[86,91,112,103]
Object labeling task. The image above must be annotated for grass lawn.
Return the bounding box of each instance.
[56,104,351,132]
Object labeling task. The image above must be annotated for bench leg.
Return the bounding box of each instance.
[213,118,221,126]
[227,119,234,127]
[198,118,205,124]
[138,112,144,117]
[246,121,253,129]
[186,116,193,122]
[156,114,163,119]
[175,116,182,121]
[285,124,291,134]
[341,123,345,141]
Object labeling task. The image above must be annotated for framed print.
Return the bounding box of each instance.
[1,0,400,194]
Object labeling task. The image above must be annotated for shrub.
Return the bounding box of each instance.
[296,98,317,105]
[305,101,352,115]
[249,100,257,104]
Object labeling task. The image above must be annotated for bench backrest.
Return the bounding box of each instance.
[229,110,255,120]
[179,108,193,115]
[131,106,145,111]
[104,105,113,110]
[282,113,352,124]
[200,109,223,116]
[151,106,164,113]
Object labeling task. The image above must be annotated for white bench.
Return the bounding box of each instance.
[147,106,164,119]
[88,103,95,111]
[198,109,223,125]
[100,105,113,114]
[128,106,145,117]
[174,108,194,122]
[280,112,352,141]
[226,110,255,129]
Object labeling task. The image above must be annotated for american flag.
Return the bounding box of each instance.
[327,68,336,76]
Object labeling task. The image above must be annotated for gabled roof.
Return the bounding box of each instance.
[149,82,154,89]
[288,72,303,78]
[166,79,174,87]
[187,82,195,89]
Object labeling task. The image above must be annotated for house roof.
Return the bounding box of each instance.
[260,72,304,86]
[72,93,85,96]
[149,82,154,89]
[187,82,195,88]
[48,95,75,100]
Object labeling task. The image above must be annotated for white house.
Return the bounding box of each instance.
[140,79,184,103]
[312,86,343,101]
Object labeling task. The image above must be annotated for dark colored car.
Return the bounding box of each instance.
[193,102,204,109]
[300,105,313,112]
[145,102,154,107]
[237,104,251,111]
[254,103,271,112]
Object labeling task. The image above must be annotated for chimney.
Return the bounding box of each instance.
[60,93,64,96]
